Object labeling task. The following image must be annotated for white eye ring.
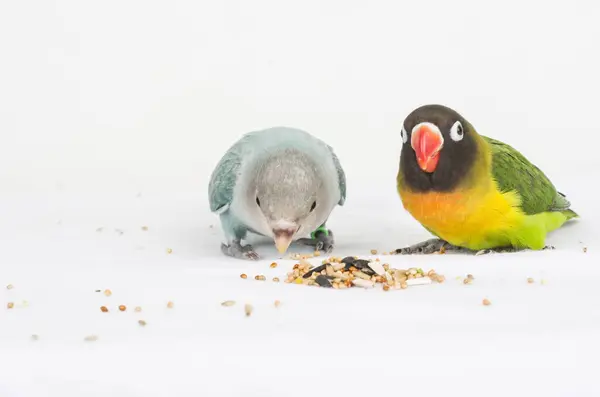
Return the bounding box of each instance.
[450,121,464,142]
[400,125,408,144]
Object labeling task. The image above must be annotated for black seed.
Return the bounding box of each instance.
[303,264,327,279]
[361,266,376,276]
[353,259,370,270]
[341,256,356,265]
[315,275,333,288]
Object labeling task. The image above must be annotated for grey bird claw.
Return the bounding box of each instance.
[394,238,474,255]
[221,242,260,260]
[393,238,449,255]
[296,229,335,253]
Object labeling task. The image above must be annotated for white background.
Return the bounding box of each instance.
[1,1,599,396]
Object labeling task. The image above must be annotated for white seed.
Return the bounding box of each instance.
[352,279,375,289]
[84,335,98,342]
[367,261,386,276]
[221,300,236,307]
[244,304,253,317]
[353,271,372,280]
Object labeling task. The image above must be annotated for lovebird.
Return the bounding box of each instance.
[394,104,577,255]
[208,126,346,260]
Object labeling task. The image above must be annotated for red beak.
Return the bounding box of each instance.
[411,123,444,173]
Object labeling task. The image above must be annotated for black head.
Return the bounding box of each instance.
[399,104,479,192]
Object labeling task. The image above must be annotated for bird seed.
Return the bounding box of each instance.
[221,300,236,307]
[245,304,253,317]
[119,305,126,312]
[100,306,108,313]
[6,284,13,290]
[240,274,248,279]
[7,302,14,309]
[167,301,174,308]
[482,299,491,306]
[283,256,444,291]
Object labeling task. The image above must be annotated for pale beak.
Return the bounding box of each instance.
[273,227,297,254]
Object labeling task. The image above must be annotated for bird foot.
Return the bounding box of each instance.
[296,229,335,253]
[393,238,473,255]
[221,241,259,260]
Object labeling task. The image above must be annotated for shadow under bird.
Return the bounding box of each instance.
[208,126,346,260]
[395,104,578,255]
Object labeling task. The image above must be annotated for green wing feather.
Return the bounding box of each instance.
[484,136,575,216]
[328,146,347,206]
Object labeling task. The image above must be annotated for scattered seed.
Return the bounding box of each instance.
[370,249,378,255]
[7,302,14,309]
[96,227,104,232]
[138,320,147,326]
[272,277,280,282]
[221,300,236,307]
[167,301,174,308]
[467,274,475,280]
[482,298,491,306]
[31,334,39,341]
[583,247,588,253]
[240,274,248,279]
[119,305,126,312]
[100,306,108,313]
[313,251,321,257]
[104,289,112,297]
[6,284,13,290]
[274,300,281,308]
[270,262,278,268]
[134,306,142,312]
[527,277,535,284]
[439,246,446,254]
[166,248,173,254]
[254,275,266,281]
[84,335,98,342]
[245,304,253,317]
[463,278,472,285]
[141,226,149,231]
[400,282,408,289]
[383,285,390,291]
[95,290,101,293]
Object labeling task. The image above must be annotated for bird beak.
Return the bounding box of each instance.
[411,122,444,173]
[273,226,297,254]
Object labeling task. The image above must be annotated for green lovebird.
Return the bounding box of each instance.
[394,104,578,255]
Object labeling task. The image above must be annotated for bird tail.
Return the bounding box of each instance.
[562,209,579,220]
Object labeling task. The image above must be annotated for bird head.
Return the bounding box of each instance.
[254,149,322,254]
[399,104,480,191]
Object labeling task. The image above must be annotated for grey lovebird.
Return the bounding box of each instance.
[208,126,347,260]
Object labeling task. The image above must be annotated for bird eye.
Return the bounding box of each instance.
[450,121,464,142]
[310,201,316,212]
[400,125,409,144]
[256,197,261,207]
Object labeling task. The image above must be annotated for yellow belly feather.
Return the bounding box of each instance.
[399,183,527,250]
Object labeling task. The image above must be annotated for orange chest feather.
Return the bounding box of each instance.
[398,186,521,239]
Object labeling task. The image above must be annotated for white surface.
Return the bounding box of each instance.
[1,0,600,396]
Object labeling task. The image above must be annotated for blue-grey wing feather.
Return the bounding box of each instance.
[328,145,346,206]
[208,147,243,213]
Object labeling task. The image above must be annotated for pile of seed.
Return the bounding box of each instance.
[283,256,445,290]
